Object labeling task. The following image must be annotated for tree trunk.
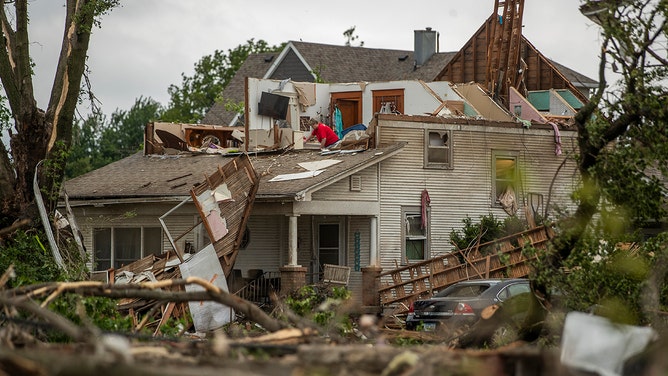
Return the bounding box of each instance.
[0,0,106,227]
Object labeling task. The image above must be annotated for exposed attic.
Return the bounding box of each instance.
[435,0,590,108]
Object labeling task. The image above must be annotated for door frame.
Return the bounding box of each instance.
[312,216,346,281]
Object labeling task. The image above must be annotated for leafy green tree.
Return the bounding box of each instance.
[66,97,162,178]
[65,112,104,179]
[161,39,283,123]
[526,2,668,331]
[0,1,119,226]
[548,1,668,267]
[99,96,162,162]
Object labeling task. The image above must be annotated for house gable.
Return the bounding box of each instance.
[266,44,315,82]
[435,14,593,106]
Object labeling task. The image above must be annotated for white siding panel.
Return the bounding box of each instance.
[377,119,579,272]
[312,166,379,201]
[234,215,284,277]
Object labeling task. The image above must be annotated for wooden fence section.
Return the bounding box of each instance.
[378,225,553,311]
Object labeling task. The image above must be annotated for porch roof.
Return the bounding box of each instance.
[62,142,405,204]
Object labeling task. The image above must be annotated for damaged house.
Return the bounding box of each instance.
[61,0,593,314]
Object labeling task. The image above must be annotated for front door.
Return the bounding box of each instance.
[314,217,345,281]
[330,92,362,130]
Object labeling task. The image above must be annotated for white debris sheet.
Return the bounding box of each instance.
[179,244,234,332]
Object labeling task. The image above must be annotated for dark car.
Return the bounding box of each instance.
[405,278,531,331]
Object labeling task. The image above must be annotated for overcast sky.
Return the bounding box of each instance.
[27,0,602,117]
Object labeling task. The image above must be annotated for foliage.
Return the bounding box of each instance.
[47,295,133,342]
[531,222,668,326]
[161,39,283,123]
[285,285,351,329]
[449,213,527,251]
[0,230,66,287]
[66,96,162,178]
[547,0,668,266]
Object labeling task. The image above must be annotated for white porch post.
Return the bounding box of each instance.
[288,214,300,266]
[369,216,378,266]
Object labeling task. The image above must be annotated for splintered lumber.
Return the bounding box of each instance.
[379,225,553,312]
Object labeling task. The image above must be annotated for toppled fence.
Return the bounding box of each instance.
[379,225,553,312]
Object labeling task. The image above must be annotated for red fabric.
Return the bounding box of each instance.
[421,189,430,229]
[313,123,339,147]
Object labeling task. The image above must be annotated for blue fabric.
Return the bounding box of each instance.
[333,107,343,138]
[341,123,367,137]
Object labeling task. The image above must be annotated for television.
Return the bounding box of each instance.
[257,92,289,120]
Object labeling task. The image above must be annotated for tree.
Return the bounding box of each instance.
[538,1,668,314]
[0,1,119,228]
[343,26,364,47]
[160,39,283,123]
[66,96,162,178]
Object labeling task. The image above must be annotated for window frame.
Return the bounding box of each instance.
[401,206,430,263]
[372,88,405,114]
[491,150,519,207]
[424,129,453,169]
[92,226,163,271]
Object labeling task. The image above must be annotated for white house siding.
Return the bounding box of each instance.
[233,215,285,278]
[376,117,579,273]
[311,166,379,201]
[72,202,201,271]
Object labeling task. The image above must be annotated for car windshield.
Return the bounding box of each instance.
[437,283,491,298]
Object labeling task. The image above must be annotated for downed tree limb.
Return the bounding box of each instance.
[0,294,93,344]
[3,278,288,333]
[0,218,31,238]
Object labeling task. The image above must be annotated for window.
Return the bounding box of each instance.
[424,130,453,169]
[492,151,518,207]
[372,89,404,114]
[402,206,429,262]
[497,282,531,301]
[93,227,163,271]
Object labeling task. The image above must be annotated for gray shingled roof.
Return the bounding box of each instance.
[63,143,405,203]
[202,39,597,126]
[201,41,455,126]
[287,41,454,83]
[550,60,598,88]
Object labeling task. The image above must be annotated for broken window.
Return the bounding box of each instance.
[93,227,162,271]
[402,206,429,262]
[492,151,519,213]
[424,130,453,169]
[372,89,404,114]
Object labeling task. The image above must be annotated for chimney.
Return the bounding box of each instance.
[414,27,439,66]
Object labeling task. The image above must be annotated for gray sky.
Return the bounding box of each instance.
[28,0,602,117]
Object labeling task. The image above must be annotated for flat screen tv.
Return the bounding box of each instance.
[258,92,289,120]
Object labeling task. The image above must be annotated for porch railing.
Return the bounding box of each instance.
[233,271,281,307]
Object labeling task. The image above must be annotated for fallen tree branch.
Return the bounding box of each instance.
[0,294,92,344]
[0,218,31,238]
[4,278,288,333]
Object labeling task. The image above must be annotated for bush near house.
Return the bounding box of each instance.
[449,213,527,252]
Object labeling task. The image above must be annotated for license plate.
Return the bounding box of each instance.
[422,323,436,331]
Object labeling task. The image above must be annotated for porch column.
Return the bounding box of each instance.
[281,214,306,295]
[288,214,299,266]
[369,216,378,266]
[362,215,382,313]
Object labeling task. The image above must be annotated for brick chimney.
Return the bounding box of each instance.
[414,27,439,67]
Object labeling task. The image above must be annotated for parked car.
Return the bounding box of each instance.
[405,278,532,331]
